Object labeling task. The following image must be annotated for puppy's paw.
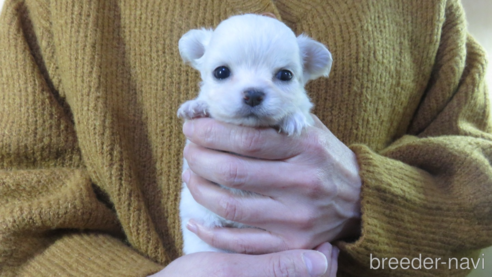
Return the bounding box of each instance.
[177,99,209,119]
[278,111,313,136]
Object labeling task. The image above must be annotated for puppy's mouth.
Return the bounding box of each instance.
[230,105,281,127]
[244,110,261,118]
[239,106,266,118]
[212,102,286,127]
[244,113,258,119]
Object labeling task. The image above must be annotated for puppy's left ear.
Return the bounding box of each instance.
[297,34,333,81]
[179,28,213,69]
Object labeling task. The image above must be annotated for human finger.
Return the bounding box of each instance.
[153,249,328,277]
[244,249,329,277]
[183,118,304,159]
[187,220,289,254]
[184,142,306,194]
[314,243,339,277]
[184,170,287,225]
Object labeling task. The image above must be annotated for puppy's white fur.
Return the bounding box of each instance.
[178,14,332,254]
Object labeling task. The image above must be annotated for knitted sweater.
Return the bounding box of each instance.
[0,0,491,276]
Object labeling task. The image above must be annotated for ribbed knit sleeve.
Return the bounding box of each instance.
[0,0,162,276]
[338,1,492,276]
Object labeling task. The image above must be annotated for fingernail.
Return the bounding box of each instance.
[186,221,197,233]
[333,247,340,258]
[183,120,194,138]
[303,251,328,277]
[182,170,190,184]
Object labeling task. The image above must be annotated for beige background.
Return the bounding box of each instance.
[0,0,490,276]
[460,0,492,275]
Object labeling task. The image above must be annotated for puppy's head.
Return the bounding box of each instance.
[179,14,332,127]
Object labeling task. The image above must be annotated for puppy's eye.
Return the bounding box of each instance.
[213,66,231,80]
[275,70,293,81]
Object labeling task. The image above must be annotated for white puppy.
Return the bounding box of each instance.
[177,14,332,254]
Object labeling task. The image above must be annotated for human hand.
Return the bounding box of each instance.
[182,115,362,254]
[149,242,338,277]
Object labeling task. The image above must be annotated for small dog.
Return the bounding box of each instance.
[178,14,332,254]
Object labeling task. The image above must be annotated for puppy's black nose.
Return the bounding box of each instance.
[243,90,265,107]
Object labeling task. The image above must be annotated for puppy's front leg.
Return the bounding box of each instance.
[177,99,210,119]
[278,111,314,136]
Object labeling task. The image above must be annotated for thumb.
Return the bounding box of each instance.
[259,249,328,277]
[315,242,339,276]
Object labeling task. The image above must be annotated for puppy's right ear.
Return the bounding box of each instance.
[297,34,333,82]
[178,28,213,69]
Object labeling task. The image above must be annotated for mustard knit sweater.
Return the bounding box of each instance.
[0,0,491,276]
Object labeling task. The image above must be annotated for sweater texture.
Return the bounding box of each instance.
[0,0,491,276]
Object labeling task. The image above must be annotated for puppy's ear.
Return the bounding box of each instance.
[178,28,213,69]
[297,34,333,81]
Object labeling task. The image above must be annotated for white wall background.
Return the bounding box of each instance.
[461,1,492,276]
[0,0,490,275]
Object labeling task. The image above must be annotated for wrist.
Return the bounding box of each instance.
[340,160,362,241]
[334,174,362,242]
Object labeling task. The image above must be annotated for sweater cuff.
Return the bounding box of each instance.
[337,144,478,276]
[18,232,163,277]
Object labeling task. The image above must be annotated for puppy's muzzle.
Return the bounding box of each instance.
[243,89,265,107]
